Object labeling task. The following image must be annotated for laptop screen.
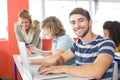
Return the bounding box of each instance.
[17,42,69,80]
[18,42,33,80]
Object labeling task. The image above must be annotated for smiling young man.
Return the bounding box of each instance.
[38,8,115,80]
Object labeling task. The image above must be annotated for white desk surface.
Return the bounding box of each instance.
[115,52,120,60]
[13,54,93,80]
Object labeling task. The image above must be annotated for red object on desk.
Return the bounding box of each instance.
[42,39,52,50]
[41,38,78,51]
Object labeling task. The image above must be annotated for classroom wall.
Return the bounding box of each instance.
[7,0,28,80]
[0,40,9,78]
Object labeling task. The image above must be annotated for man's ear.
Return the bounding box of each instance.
[89,19,92,27]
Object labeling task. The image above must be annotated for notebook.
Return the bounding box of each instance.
[18,42,68,80]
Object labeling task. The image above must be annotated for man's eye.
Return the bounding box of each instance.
[70,22,75,25]
[79,19,84,22]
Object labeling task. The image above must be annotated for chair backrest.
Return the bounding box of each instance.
[112,61,118,80]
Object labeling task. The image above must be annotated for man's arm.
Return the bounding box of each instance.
[39,52,113,79]
[29,49,65,64]
[61,53,113,79]
[56,50,75,65]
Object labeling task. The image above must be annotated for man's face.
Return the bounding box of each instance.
[69,14,91,38]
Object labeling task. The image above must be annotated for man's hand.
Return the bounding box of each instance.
[38,63,65,75]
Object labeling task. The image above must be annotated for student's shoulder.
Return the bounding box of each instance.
[98,36,115,46]
[60,34,73,40]
[34,24,40,31]
[95,35,114,44]
[14,22,21,30]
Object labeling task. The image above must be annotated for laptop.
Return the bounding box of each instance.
[18,42,68,80]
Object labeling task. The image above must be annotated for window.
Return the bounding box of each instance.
[29,0,120,37]
[93,1,120,36]
[0,0,8,40]
[29,0,42,21]
[44,0,89,37]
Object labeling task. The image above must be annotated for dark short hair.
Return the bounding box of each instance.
[69,7,91,21]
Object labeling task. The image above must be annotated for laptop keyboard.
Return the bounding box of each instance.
[30,65,41,80]
[30,65,68,80]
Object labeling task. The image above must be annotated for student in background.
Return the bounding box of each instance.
[14,10,41,50]
[103,21,120,52]
[103,21,120,80]
[38,8,115,80]
[28,16,75,65]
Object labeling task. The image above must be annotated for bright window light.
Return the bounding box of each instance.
[29,0,120,37]
[0,0,8,40]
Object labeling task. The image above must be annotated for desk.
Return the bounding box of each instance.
[114,53,120,79]
[115,53,120,62]
[13,55,92,80]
